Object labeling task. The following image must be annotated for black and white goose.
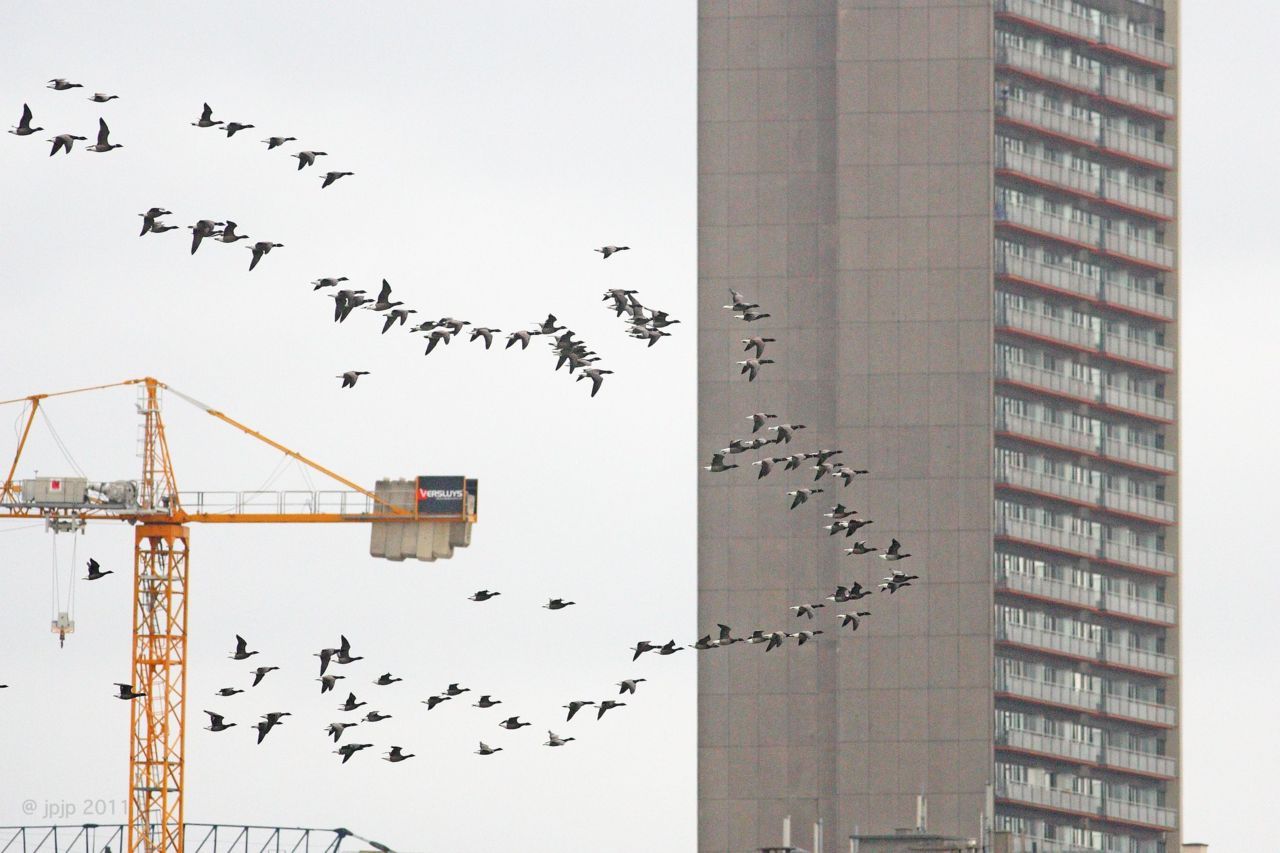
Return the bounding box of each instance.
[737,358,774,381]
[545,731,576,747]
[114,683,145,700]
[844,541,877,556]
[84,558,112,580]
[473,695,501,708]
[769,423,805,444]
[444,683,471,696]
[263,136,296,149]
[631,641,660,661]
[703,452,738,473]
[374,673,402,686]
[748,412,779,433]
[543,598,575,610]
[825,503,857,520]
[564,700,595,721]
[47,79,83,91]
[292,150,327,169]
[577,368,614,398]
[250,666,279,687]
[338,692,366,712]
[247,241,283,271]
[787,488,823,509]
[382,308,416,333]
[423,695,452,711]
[47,133,86,156]
[223,122,255,138]
[476,742,503,756]
[363,710,392,723]
[617,678,647,694]
[320,171,354,189]
[229,634,257,660]
[204,711,235,732]
[336,370,370,389]
[85,118,122,152]
[317,674,344,693]
[334,743,372,764]
[215,221,249,244]
[188,220,224,254]
[469,327,502,349]
[742,336,776,357]
[215,687,243,697]
[790,603,825,620]
[879,539,911,561]
[498,716,531,730]
[468,590,500,602]
[596,700,626,719]
[88,93,119,103]
[9,104,42,136]
[788,630,823,646]
[595,245,630,259]
[384,746,415,762]
[724,289,757,312]
[326,722,359,742]
[191,103,222,128]
[838,611,872,630]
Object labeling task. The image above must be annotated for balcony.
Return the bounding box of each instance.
[996,298,1175,372]
[1003,836,1159,853]
[997,201,1175,271]
[996,98,1175,169]
[996,459,1175,524]
[995,726,1176,779]
[995,670,1177,728]
[995,514,1176,576]
[994,407,1177,474]
[998,777,1178,830]
[997,44,1176,118]
[996,146,1176,219]
[995,0,1176,69]
[996,620,1177,676]
[995,357,1175,424]
[996,566,1177,625]
[996,249,1177,321]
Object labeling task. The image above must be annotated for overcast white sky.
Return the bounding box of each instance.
[0,2,1271,852]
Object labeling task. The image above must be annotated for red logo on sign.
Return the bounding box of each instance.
[50,479,62,491]
[417,488,429,501]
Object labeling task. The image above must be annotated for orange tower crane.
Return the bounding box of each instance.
[0,377,478,853]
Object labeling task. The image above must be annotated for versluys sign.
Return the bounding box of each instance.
[416,475,468,516]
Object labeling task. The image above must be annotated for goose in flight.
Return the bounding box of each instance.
[215,687,243,697]
[844,541,877,556]
[84,558,112,580]
[191,103,222,128]
[838,611,872,630]
[334,743,373,764]
[505,329,534,350]
[224,122,255,138]
[374,673,402,686]
[543,598,575,610]
[247,241,284,271]
[317,674,344,693]
[748,412,778,433]
[545,731,576,747]
[737,358,774,381]
[617,678,647,694]
[215,221,249,243]
[498,716,531,730]
[229,634,257,660]
[9,104,42,136]
[790,603,825,620]
[47,133,86,156]
[631,641,660,661]
[596,700,626,719]
[188,219,224,254]
[363,710,392,723]
[476,742,503,756]
[879,539,911,561]
[423,695,451,710]
[384,746,415,762]
[473,695,502,708]
[320,171,354,188]
[263,136,296,149]
[742,336,776,357]
[724,289,757,312]
[787,488,823,509]
[825,504,857,519]
[468,590,500,602]
[47,79,84,91]
[469,327,502,349]
[312,276,348,291]
[382,308,416,333]
[368,279,402,311]
[336,370,370,389]
[114,683,145,700]
[769,423,805,444]
[735,310,772,322]
[138,208,173,236]
[338,692,366,712]
[764,631,787,652]
[336,635,364,665]
[789,630,823,646]
[595,245,630,259]
[703,452,738,473]
[577,368,614,397]
[88,93,119,102]
[292,150,328,170]
[253,720,281,744]
[444,683,471,696]
[250,666,279,687]
[203,711,235,732]
[423,329,454,355]
[564,700,595,721]
[326,722,359,742]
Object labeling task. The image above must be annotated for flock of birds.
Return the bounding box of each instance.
[92,584,668,762]
[10,83,680,400]
[319,260,680,398]
[698,287,922,650]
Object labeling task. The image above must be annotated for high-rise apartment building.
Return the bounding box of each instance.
[697,3,1179,853]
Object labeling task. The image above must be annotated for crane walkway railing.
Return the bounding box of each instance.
[0,824,394,853]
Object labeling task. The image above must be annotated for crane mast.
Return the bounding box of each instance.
[0,377,477,853]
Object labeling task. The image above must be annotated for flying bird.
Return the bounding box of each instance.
[838,611,872,630]
[247,241,284,271]
[468,590,501,602]
[476,742,503,756]
[312,276,349,291]
[214,221,249,244]
[88,93,119,103]
[703,452,738,473]
[364,710,392,723]
[742,337,776,357]
[879,539,911,561]
[292,150,327,170]
[84,558,112,580]
[203,711,235,732]
[564,700,595,721]
[577,368,614,397]
[336,635,364,665]
[469,327,502,349]
[188,219,223,254]
[543,598,575,610]
[384,746,415,762]
[473,695,502,708]
[595,245,630,259]
[787,488,824,509]
[505,330,534,350]
[631,641,660,661]
[790,603,825,619]
[617,679,647,695]
[844,541,877,556]
[317,674,344,693]
[334,743,373,764]
[748,412,778,433]
[737,358,774,381]
[374,673,402,686]
[229,634,257,660]
[498,716,531,730]
[326,722,359,742]
[545,731,576,747]
[47,79,84,91]
[47,134,86,156]
[215,687,243,697]
[192,103,222,128]
[597,700,626,719]
[114,683,145,700]
[224,122,255,137]
[320,171,354,189]
[423,695,452,711]
[263,136,297,149]
[444,683,471,696]
[724,289,757,312]
[338,692,366,712]
[138,208,173,236]
[336,370,370,389]
[9,104,42,136]
[250,666,279,687]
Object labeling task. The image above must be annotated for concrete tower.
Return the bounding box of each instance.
[698,3,1179,852]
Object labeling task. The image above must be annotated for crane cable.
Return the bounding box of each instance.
[38,406,87,478]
